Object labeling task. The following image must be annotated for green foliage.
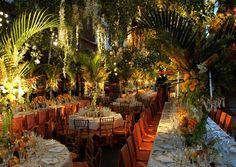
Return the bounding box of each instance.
[0,9,59,137]
[79,52,109,85]
[1,108,13,137]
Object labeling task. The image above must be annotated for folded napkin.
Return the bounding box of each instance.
[41,158,58,165]
[45,140,55,146]
[48,146,64,153]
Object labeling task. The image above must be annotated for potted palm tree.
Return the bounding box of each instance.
[80,53,109,110]
[0,9,59,138]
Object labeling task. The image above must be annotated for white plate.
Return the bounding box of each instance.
[48,146,64,153]
[41,158,58,165]
[230,147,236,153]
[154,155,173,163]
[161,144,173,150]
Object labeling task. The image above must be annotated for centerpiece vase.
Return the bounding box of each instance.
[90,92,97,111]
[1,106,13,139]
[180,104,208,147]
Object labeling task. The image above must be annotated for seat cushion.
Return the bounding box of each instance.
[139,142,153,151]
[137,161,147,167]
[142,135,154,142]
[113,126,128,135]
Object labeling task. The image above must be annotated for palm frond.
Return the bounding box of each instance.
[0,9,59,51]
[133,8,198,49]
[200,17,236,61]
[0,58,7,84]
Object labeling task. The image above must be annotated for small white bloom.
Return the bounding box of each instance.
[0,86,7,93]
[34,59,40,64]
[197,63,208,74]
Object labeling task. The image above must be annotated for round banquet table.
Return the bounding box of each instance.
[15,138,72,167]
[69,112,124,130]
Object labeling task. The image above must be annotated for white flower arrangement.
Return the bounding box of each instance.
[197,63,208,74]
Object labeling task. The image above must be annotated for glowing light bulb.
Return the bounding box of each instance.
[53,41,58,46]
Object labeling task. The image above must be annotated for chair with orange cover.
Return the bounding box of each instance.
[13,116,24,135]
[35,110,47,137]
[126,136,147,167]
[219,111,227,128]
[138,118,155,142]
[25,112,36,131]
[223,114,232,134]
[133,123,152,162]
[119,144,133,167]
[215,109,222,124]
[209,110,215,120]
[113,114,132,141]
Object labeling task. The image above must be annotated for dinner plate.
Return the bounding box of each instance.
[41,158,59,165]
[154,154,174,163]
[48,146,64,153]
[161,144,173,150]
[230,147,236,153]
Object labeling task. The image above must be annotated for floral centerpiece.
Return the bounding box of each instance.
[78,106,112,118]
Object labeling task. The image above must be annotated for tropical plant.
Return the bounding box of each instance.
[130,69,144,92]
[79,52,109,109]
[132,4,236,99]
[132,3,236,144]
[0,9,59,137]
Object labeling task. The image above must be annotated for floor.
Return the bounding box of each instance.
[101,142,124,167]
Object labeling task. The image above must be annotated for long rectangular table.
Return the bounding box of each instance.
[148,101,236,167]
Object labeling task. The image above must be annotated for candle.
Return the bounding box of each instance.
[209,71,213,99]
[177,71,180,98]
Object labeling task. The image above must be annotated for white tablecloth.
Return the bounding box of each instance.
[16,139,72,167]
[148,101,236,167]
[69,112,124,130]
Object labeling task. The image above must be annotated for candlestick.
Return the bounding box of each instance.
[209,71,213,99]
[177,71,180,98]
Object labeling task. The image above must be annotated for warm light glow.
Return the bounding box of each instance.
[4,14,8,18]
[53,41,58,46]
[0,11,3,15]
